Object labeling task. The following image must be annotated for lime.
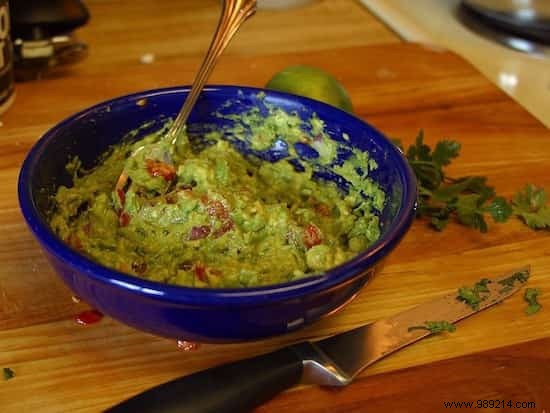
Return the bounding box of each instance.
[265,65,353,113]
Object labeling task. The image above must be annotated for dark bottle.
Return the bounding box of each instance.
[0,0,15,114]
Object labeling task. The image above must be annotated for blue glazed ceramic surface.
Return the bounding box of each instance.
[18,86,417,342]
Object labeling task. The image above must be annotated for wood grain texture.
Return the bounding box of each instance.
[2,1,550,412]
[66,0,400,77]
[256,336,550,412]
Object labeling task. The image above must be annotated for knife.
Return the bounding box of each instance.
[106,266,530,413]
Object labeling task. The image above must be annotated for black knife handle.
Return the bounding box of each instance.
[105,347,304,413]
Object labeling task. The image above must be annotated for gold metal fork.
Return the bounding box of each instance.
[115,0,257,193]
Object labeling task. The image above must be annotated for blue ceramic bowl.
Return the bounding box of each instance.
[18,86,416,343]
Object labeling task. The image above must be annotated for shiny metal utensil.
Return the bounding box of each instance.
[115,0,256,192]
[167,0,257,142]
[106,266,530,413]
[458,1,550,57]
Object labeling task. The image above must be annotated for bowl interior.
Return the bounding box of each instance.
[22,86,415,295]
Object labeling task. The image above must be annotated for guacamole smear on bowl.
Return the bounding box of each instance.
[49,100,385,288]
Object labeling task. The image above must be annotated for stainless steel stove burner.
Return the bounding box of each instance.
[458,0,550,57]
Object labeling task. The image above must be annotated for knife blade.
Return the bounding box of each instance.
[105,266,530,413]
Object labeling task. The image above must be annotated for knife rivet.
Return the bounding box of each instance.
[177,340,201,351]
[71,295,82,303]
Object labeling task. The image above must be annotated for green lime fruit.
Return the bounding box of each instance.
[265,65,353,113]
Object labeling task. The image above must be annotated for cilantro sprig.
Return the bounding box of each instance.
[512,184,550,229]
[395,131,550,232]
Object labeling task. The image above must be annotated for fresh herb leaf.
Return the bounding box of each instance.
[524,288,542,315]
[430,215,449,231]
[406,130,431,163]
[3,367,15,381]
[400,132,550,233]
[512,184,550,229]
[401,132,513,232]
[498,269,530,293]
[431,140,461,168]
[431,176,491,203]
[486,196,513,223]
[455,194,488,233]
[457,278,492,310]
[391,138,404,152]
[405,131,460,191]
[408,320,456,334]
[474,278,491,293]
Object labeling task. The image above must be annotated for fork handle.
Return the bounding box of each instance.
[168,0,257,140]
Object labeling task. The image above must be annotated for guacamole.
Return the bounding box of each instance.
[49,102,385,288]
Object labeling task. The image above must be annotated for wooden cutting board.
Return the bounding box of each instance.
[1,43,550,412]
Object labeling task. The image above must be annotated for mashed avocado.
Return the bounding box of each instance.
[49,101,385,288]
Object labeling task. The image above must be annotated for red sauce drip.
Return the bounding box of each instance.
[75,309,104,326]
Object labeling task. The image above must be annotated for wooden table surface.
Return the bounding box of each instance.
[2,1,550,412]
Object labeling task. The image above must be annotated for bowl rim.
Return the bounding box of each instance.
[18,85,417,306]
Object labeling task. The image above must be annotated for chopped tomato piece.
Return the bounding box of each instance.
[213,219,234,238]
[303,224,323,249]
[314,202,331,217]
[194,263,207,282]
[207,200,229,220]
[66,233,83,251]
[165,192,178,204]
[145,159,176,181]
[188,225,211,240]
[119,212,131,227]
[116,188,126,207]
[132,262,147,274]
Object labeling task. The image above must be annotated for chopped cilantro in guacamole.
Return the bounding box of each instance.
[49,101,385,288]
